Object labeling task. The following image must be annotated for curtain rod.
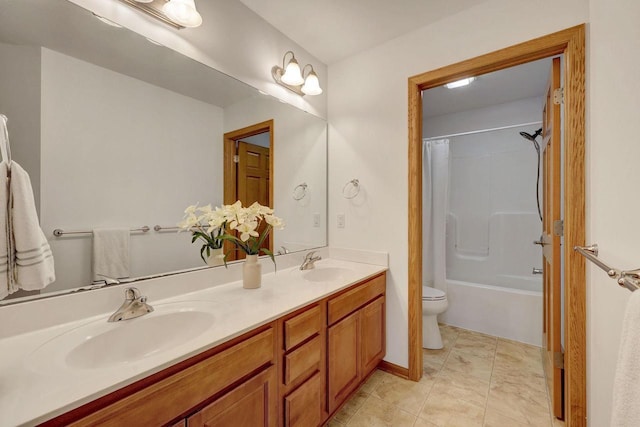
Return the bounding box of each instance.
[423,121,542,141]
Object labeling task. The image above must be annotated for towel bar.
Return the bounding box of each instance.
[574,244,640,292]
[53,226,150,237]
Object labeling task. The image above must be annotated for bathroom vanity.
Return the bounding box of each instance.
[47,272,385,427]
[0,255,387,427]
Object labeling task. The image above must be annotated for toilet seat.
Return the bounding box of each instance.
[422,286,446,301]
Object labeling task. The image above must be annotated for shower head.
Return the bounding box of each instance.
[519,128,542,142]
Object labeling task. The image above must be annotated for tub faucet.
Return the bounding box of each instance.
[300,251,322,270]
[108,287,154,322]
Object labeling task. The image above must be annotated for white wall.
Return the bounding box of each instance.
[0,42,41,213]
[224,96,328,252]
[40,48,224,291]
[587,0,640,425]
[328,0,588,380]
[67,0,327,119]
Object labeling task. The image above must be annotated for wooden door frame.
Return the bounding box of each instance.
[223,119,274,206]
[223,120,275,260]
[407,25,586,425]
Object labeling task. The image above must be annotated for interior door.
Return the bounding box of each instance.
[541,56,563,420]
[236,140,271,260]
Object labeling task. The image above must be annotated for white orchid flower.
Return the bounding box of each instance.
[265,214,285,229]
[236,221,259,242]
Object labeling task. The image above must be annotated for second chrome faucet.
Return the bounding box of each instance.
[300,251,322,270]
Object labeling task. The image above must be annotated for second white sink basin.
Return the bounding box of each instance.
[302,267,353,283]
[28,301,217,371]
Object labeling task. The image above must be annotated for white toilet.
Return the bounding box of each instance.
[422,286,448,349]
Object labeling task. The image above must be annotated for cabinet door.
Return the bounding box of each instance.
[187,367,277,427]
[284,372,323,427]
[361,296,385,375]
[327,311,360,413]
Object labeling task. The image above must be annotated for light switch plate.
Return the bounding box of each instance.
[337,213,345,228]
[313,213,320,227]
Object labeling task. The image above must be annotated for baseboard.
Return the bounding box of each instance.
[377,360,409,379]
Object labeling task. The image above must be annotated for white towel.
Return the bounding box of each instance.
[92,228,130,282]
[10,162,55,292]
[0,161,12,300]
[611,290,640,426]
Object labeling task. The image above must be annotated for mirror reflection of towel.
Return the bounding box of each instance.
[1,161,56,300]
[92,228,130,282]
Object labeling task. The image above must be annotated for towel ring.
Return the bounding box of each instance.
[342,179,360,199]
[293,183,308,200]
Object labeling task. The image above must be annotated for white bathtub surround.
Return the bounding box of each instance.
[440,279,542,346]
[0,249,387,426]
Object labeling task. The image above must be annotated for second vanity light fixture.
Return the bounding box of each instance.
[120,0,203,29]
[272,51,323,96]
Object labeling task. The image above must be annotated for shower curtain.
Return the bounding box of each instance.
[422,139,450,293]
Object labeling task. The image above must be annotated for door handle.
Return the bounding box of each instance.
[532,268,543,275]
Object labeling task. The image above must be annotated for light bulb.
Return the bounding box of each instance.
[281,58,304,86]
[301,70,322,95]
[445,77,476,89]
[163,0,203,28]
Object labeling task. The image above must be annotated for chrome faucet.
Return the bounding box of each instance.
[532,268,544,275]
[108,287,154,322]
[300,251,322,270]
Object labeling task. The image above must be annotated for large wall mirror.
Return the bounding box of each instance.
[0,0,327,303]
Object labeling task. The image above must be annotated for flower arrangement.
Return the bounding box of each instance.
[179,201,284,265]
[178,204,226,264]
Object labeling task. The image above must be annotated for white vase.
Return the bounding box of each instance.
[243,254,262,289]
[205,248,224,267]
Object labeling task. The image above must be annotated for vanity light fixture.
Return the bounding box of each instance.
[272,51,323,96]
[118,0,202,29]
[445,77,476,89]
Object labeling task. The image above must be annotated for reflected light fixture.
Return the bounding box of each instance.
[445,77,476,89]
[272,51,323,96]
[119,0,203,29]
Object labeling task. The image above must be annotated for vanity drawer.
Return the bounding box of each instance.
[328,274,385,325]
[284,372,323,427]
[284,305,322,351]
[284,335,322,385]
[69,327,275,427]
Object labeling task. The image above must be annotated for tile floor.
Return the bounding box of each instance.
[327,324,565,427]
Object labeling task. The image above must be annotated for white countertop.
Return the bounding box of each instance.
[0,255,387,426]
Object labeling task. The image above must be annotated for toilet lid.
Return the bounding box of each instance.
[422,286,446,301]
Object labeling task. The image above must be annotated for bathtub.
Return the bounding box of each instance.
[439,277,543,346]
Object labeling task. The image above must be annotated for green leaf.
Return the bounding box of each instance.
[260,247,276,271]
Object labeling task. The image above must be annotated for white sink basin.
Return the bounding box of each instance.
[28,301,216,371]
[302,267,353,283]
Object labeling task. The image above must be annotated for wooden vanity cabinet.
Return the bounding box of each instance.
[44,272,386,427]
[327,274,386,414]
[186,366,277,427]
[58,326,278,427]
[278,304,327,427]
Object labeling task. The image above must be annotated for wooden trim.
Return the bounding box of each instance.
[408,25,586,425]
[223,120,275,259]
[223,119,274,206]
[563,24,586,427]
[377,360,409,380]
